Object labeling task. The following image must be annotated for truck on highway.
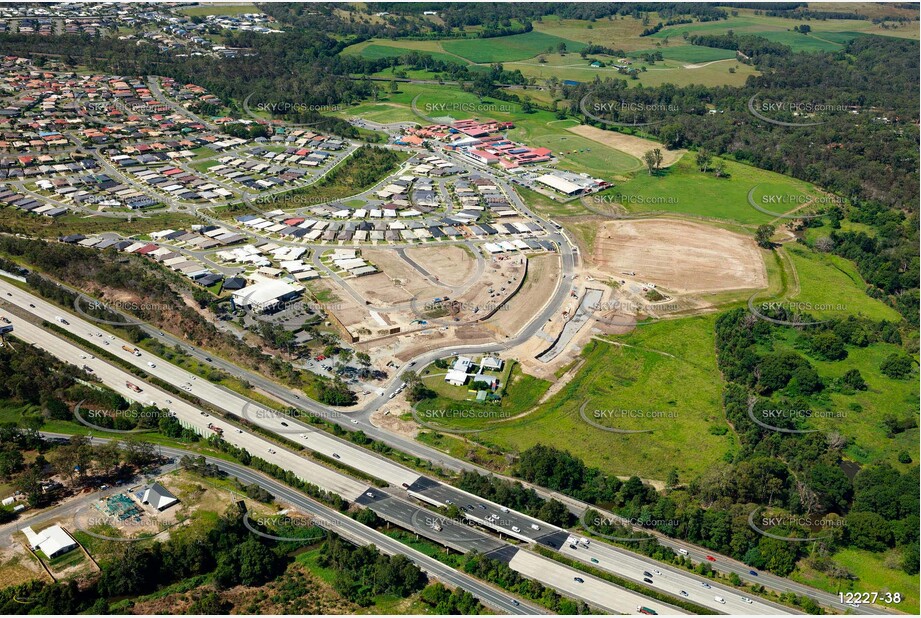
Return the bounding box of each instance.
[55,315,69,325]
[207,423,223,436]
[126,381,142,393]
[637,607,658,615]
[122,345,141,356]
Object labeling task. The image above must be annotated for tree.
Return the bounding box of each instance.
[880,353,913,379]
[845,511,893,551]
[355,352,371,367]
[695,148,712,172]
[755,225,775,249]
[809,332,847,361]
[666,468,679,490]
[643,149,662,175]
[841,368,867,391]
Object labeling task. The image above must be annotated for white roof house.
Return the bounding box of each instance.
[23,524,78,558]
[445,369,469,386]
[142,482,178,511]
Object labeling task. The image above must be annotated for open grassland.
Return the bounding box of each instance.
[771,334,918,469]
[179,3,259,17]
[793,548,919,614]
[647,10,919,49]
[470,316,732,481]
[506,53,757,89]
[441,31,587,63]
[508,119,642,176]
[602,155,823,225]
[782,243,902,322]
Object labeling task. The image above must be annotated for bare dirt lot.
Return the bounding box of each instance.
[358,249,452,305]
[403,244,477,287]
[590,219,766,294]
[489,252,559,337]
[567,124,686,167]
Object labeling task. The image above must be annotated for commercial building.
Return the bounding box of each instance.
[231,279,303,313]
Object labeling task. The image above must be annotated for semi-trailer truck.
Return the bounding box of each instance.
[121,345,141,356]
[126,381,142,392]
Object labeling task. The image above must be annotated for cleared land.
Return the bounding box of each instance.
[441,31,587,63]
[474,316,732,481]
[403,245,477,287]
[591,219,767,295]
[567,125,684,166]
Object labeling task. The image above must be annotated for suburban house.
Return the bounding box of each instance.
[142,482,179,511]
[23,524,78,558]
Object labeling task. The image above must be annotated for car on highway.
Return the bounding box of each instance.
[366,492,374,498]
[700,582,711,589]
[677,548,689,555]
[511,526,521,533]
[653,569,661,575]
[332,453,340,459]
[590,558,599,564]
[573,577,584,584]
[748,569,758,576]
[280,421,288,427]
[569,543,578,550]
[706,555,716,562]
[236,429,243,434]
[679,591,688,597]
[643,571,653,578]
[29,303,35,307]
[512,600,519,607]
[267,448,276,454]
[147,362,156,368]
[350,419,358,424]
[643,578,654,584]
[741,597,753,604]
[714,596,726,604]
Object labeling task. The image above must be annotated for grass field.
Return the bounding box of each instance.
[782,243,902,322]
[468,316,732,481]
[628,45,738,63]
[793,548,919,614]
[598,155,820,225]
[179,3,259,17]
[0,208,200,239]
[441,31,587,63]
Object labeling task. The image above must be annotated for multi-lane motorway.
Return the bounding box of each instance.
[1,279,692,615]
[0,266,896,615]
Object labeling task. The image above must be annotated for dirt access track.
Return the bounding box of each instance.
[567,124,685,167]
[591,219,766,295]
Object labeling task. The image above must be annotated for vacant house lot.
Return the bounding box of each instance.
[403,245,478,287]
[591,219,766,295]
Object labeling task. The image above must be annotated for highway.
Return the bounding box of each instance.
[1,280,685,615]
[1,272,871,615]
[35,433,541,616]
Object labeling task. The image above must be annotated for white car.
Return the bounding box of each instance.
[741,597,753,604]
[236,429,243,434]
[147,362,156,368]
[677,548,689,555]
[653,569,661,575]
[350,419,358,424]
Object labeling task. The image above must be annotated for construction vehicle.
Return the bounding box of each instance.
[126,381,142,393]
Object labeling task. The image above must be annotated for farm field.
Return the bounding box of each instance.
[647,10,919,49]
[441,31,587,63]
[468,316,732,481]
